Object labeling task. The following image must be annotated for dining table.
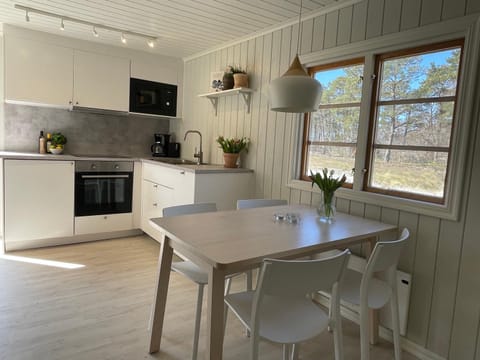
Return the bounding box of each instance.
[147,204,397,359]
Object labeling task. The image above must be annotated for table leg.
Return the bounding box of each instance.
[206,266,226,359]
[364,237,379,345]
[148,237,174,353]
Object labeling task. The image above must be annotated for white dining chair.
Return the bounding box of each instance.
[329,228,410,360]
[234,198,289,330]
[236,198,288,210]
[163,203,235,360]
[224,249,351,360]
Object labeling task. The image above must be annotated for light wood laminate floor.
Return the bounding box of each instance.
[0,236,419,360]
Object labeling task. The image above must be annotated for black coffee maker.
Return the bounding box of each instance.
[151,133,170,157]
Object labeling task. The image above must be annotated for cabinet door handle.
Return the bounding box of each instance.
[76,101,79,105]
[153,184,158,188]
[180,171,185,175]
[69,101,72,105]
[103,216,108,220]
[153,203,158,207]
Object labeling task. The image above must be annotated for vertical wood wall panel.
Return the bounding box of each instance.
[351,1,368,43]
[467,0,480,14]
[300,18,314,55]
[263,30,282,199]
[420,0,443,26]
[311,15,326,52]
[366,0,385,39]
[181,2,480,358]
[427,219,464,358]
[382,0,402,35]
[254,34,273,197]
[324,11,339,48]
[407,215,440,346]
[337,6,353,45]
[396,211,419,273]
[442,0,467,20]
[449,110,480,359]
[400,0,422,30]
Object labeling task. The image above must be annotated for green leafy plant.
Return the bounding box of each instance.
[309,168,346,193]
[225,65,246,75]
[51,132,67,147]
[216,136,250,153]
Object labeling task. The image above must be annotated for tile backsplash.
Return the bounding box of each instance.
[3,104,170,157]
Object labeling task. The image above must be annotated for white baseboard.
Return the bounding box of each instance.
[314,294,446,360]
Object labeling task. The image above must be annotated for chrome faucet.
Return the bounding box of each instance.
[184,130,203,165]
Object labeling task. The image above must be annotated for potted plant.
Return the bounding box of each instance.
[310,168,346,223]
[231,66,249,88]
[222,66,234,90]
[50,132,67,154]
[216,136,250,168]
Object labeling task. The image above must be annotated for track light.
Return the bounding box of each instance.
[15,4,158,49]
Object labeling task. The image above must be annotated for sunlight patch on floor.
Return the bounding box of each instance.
[0,254,85,269]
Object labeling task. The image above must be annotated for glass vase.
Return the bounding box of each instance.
[317,190,336,223]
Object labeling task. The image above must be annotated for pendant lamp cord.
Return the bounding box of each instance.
[296,0,303,55]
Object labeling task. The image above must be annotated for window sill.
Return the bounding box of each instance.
[287,179,458,221]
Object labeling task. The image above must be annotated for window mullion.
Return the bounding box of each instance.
[353,53,376,191]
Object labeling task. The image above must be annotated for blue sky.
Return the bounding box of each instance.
[315,49,454,87]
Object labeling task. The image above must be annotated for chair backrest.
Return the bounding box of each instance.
[256,249,351,297]
[162,203,217,217]
[367,228,410,273]
[236,199,288,209]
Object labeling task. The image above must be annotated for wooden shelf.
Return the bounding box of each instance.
[198,88,254,116]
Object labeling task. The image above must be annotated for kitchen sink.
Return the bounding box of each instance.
[150,158,199,165]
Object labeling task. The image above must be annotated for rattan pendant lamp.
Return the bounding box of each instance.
[269,0,322,113]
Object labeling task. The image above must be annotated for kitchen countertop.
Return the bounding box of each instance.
[0,151,254,174]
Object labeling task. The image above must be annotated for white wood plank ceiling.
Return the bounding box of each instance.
[0,0,360,59]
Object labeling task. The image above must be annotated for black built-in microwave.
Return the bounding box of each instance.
[129,78,177,117]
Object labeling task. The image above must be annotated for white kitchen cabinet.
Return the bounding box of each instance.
[73,50,130,112]
[4,160,75,250]
[75,213,133,235]
[141,162,253,240]
[5,36,74,107]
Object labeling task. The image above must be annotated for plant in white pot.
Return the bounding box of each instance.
[216,136,250,168]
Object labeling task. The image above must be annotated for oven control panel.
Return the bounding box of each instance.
[75,161,133,172]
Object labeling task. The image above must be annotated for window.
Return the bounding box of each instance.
[301,40,464,205]
[365,40,463,203]
[301,58,364,185]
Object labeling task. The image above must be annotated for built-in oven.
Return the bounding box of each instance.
[75,161,134,217]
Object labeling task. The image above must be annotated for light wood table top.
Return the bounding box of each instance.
[148,204,397,359]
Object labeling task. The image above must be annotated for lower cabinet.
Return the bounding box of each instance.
[141,163,253,240]
[4,159,75,250]
[75,213,134,235]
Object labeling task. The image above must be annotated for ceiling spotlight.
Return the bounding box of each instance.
[25,10,30,22]
[60,18,65,31]
[121,33,127,44]
[92,26,99,37]
[147,40,155,48]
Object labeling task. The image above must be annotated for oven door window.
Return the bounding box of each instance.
[75,173,133,216]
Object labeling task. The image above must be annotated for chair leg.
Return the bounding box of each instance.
[224,277,232,333]
[282,344,292,360]
[291,343,300,360]
[359,300,370,360]
[331,284,344,360]
[389,273,402,360]
[245,271,252,338]
[192,284,204,360]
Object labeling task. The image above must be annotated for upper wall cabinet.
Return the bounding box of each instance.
[73,50,130,112]
[5,36,74,107]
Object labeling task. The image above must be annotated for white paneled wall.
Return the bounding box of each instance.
[177,1,480,359]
